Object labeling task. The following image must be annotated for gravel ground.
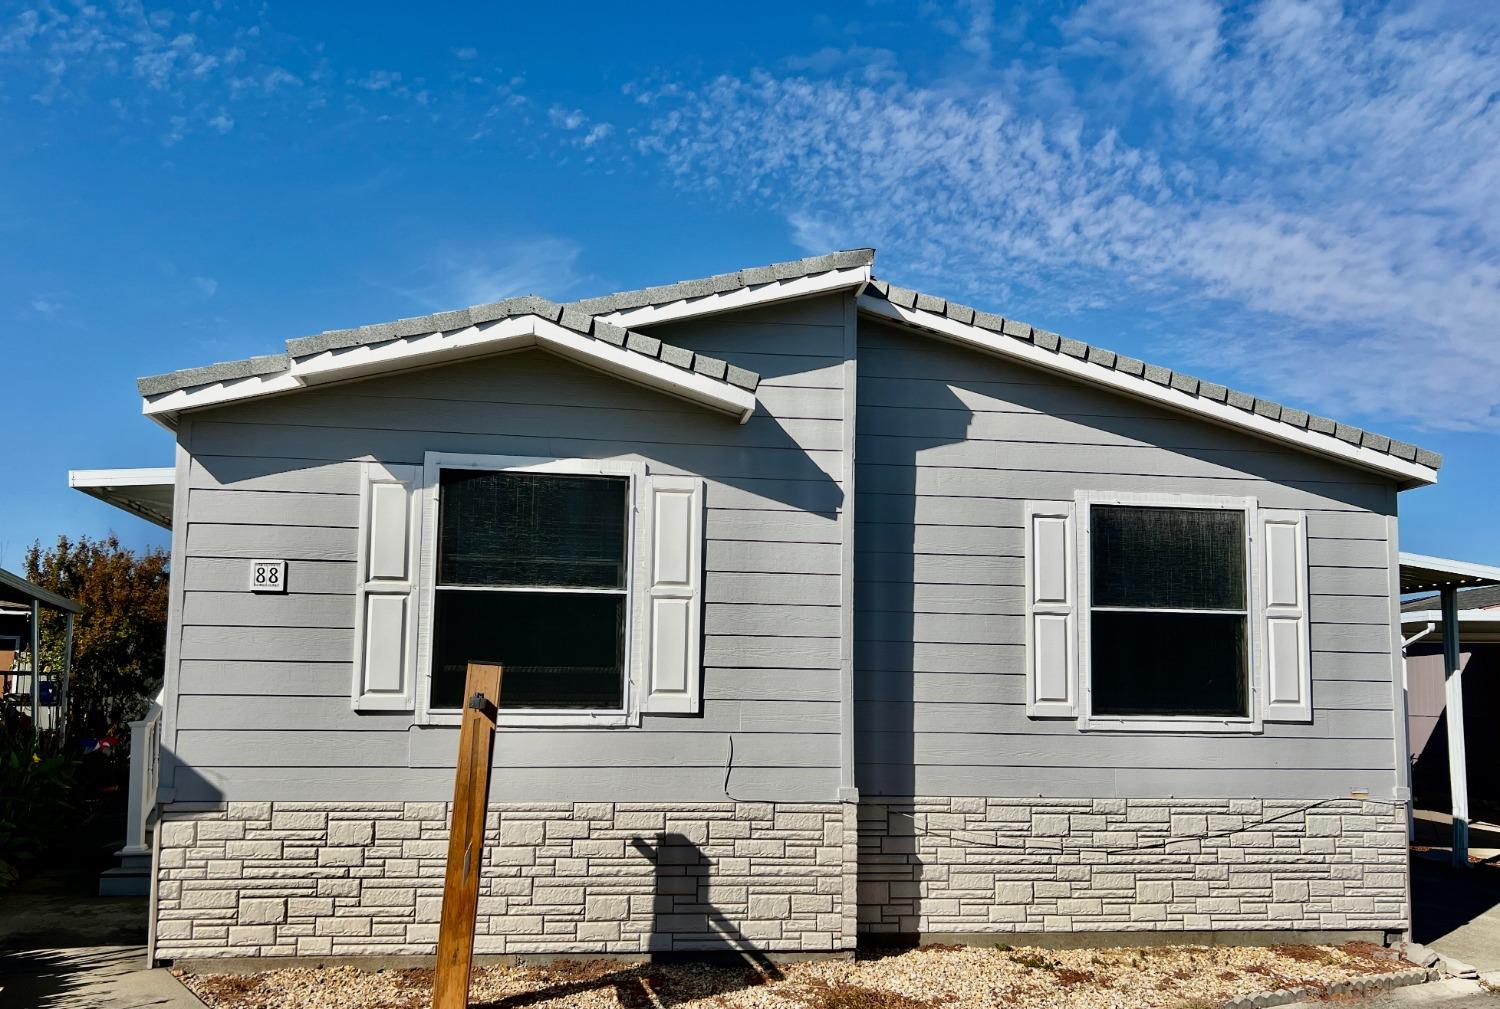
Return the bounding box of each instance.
[180,941,1413,1009]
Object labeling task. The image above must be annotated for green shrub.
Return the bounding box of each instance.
[0,724,77,886]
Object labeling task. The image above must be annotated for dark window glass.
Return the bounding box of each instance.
[1090,611,1248,717]
[1091,505,1245,610]
[1089,504,1249,719]
[438,470,628,588]
[430,591,625,710]
[430,468,629,710]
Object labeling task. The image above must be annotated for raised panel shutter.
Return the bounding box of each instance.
[351,462,420,711]
[1260,508,1312,722]
[640,475,704,714]
[1025,501,1078,718]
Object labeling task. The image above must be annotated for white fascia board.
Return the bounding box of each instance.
[858,295,1438,488]
[596,266,870,329]
[531,319,756,422]
[289,315,538,385]
[142,370,303,429]
[140,315,755,427]
[68,467,175,489]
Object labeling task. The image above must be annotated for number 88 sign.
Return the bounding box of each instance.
[250,559,287,593]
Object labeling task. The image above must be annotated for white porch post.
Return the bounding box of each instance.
[1441,585,1469,867]
[29,598,40,728]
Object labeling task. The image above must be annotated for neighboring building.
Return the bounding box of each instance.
[0,606,27,695]
[1402,585,1500,820]
[81,249,1440,962]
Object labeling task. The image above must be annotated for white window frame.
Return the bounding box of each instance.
[414,451,647,728]
[1076,490,1264,734]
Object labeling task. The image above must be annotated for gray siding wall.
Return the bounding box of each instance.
[853,320,1401,800]
[165,295,853,804]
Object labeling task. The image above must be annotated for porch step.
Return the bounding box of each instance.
[98,863,150,897]
[98,845,152,897]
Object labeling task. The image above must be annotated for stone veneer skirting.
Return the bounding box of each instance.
[153,801,855,960]
[858,798,1407,936]
[153,797,1408,960]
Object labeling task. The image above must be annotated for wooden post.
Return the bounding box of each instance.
[432,662,502,1009]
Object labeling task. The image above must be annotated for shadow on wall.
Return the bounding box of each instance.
[475,833,782,1009]
[192,349,845,520]
[852,371,975,936]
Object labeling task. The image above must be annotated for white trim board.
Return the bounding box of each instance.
[141,315,757,429]
[857,295,1437,488]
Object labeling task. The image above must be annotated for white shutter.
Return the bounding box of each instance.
[1259,508,1312,722]
[640,475,704,714]
[351,462,421,711]
[1025,501,1078,718]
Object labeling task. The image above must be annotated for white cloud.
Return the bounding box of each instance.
[636,1,1500,432]
[398,237,593,310]
[192,276,218,297]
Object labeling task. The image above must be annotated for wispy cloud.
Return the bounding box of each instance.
[394,237,594,311]
[633,1,1500,431]
[0,4,529,149]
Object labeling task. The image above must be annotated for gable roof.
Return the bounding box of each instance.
[134,246,1438,486]
[138,295,762,427]
[859,280,1439,487]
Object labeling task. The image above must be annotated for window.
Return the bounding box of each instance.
[1087,503,1249,719]
[428,467,631,712]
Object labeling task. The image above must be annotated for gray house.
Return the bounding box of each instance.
[86,249,1437,962]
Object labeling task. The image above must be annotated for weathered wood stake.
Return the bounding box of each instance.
[432,662,502,1009]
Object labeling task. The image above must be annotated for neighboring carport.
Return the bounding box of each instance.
[1400,553,1500,868]
[0,567,82,735]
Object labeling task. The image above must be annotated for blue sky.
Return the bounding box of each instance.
[2,0,1497,568]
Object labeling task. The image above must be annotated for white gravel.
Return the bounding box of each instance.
[181,941,1413,1009]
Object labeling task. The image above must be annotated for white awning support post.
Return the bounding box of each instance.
[1441,585,1469,868]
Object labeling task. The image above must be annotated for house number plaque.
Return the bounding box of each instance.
[250,559,287,593]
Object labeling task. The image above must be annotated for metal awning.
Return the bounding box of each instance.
[0,567,81,613]
[69,468,174,529]
[1399,552,1500,593]
[1,567,81,734]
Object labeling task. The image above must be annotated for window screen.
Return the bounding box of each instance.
[431,469,629,710]
[1089,505,1249,718]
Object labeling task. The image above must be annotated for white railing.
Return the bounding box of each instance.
[119,697,163,858]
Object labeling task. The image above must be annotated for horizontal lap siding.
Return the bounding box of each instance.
[169,296,851,803]
[853,320,1399,800]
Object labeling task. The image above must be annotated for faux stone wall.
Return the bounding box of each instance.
[153,801,852,960]
[857,798,1407,935]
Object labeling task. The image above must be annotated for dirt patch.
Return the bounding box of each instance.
[182,942,1418,1009]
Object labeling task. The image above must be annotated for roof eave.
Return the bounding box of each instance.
[142,314,757,426]
[585,262,871,329]
[858,294,1439,489]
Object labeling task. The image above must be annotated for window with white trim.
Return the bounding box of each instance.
[428,466,631,712]
[1024,492,1313,732]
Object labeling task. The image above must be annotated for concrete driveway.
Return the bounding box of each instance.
[1411,853,1500,972]
[0,872,202,1008]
